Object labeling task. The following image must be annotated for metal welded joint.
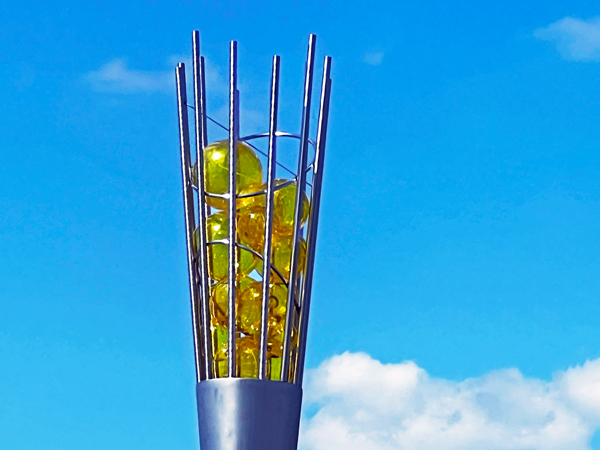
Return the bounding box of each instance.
[176,31,332,450]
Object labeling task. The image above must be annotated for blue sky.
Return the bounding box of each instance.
[2,1,600,449]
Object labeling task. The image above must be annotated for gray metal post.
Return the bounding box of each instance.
[259,56,280,379]
[197,379,302,450]
[176,63,204,382]
[227,41,239,378]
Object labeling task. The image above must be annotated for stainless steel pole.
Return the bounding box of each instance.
[258,55,280,379]
[227,41,239,378]
[176,63,203,382]
[281,34,316,381]
[192,30,213,380]
[295,57,332,385]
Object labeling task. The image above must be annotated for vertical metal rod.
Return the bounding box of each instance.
[281,34,317,381]
[200,56,210,224]
[200,57,209,149]
[192,31,213,380]
[176,63,203,383]
[295,57,332,385]
[227,41,238,378]
[258,55,281,379]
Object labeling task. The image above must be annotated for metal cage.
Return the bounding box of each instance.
[175,32,332,450]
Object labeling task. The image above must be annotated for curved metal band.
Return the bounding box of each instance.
[201,178,295,200]
[240,131,317,150]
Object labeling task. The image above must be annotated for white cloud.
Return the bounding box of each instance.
[363,51,385,66]
[86,56,227,95]
[561,358,600,417]
[85,56,264,131]
[534,17,600,61]
[300,352,600,450]
[86,59,173,93]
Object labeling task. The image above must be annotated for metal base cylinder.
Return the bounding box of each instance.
[197,378,303,450]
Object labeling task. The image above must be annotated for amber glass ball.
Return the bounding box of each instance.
[248,180,310,235]
[272,180,310,234]
[237,205,266,254]
[268,283,287,318]
[237,281,262,335]
[267,315,285,357]
[210,277,254,324]
[254,237,306,283]
[272,236,307,282]
[209,278,295,379]
[229,280,288,335]
[267,318,298,359]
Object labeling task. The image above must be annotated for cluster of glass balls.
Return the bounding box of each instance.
[193,140,309,379]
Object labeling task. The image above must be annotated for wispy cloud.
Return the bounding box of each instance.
[363,51,385,66]
[86,59,173,93]
[86,56,227,95]
[85,56,268,132]
[534,16,600,61]
[300,352,600,450]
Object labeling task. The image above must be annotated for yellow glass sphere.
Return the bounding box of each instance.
[238,282,262,335]
[212,280,288,333]
[210,282,295,379]
[237,205,266,254]
[255,237,306,283]
[249,180,310,235]
[209,242,255,281]
[201,212,256,281]
[273,180,310,234]
[202,140,263,210]
[235,280,288,334]
[267,317,298,358]
[267,316,285,357]
[210,277,254,324]
[268,283,287,318]
[273,236,307,282]
[212,322,229,378]
[237,336,259,378]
